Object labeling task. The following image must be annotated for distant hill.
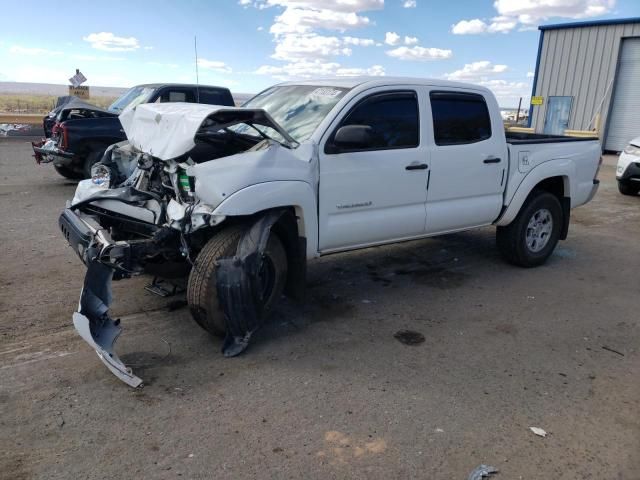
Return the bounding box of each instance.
[0,81,128,97]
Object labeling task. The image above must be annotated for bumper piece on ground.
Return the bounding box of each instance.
[74,258,143,388]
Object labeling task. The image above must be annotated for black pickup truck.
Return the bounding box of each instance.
[32,83,235,179]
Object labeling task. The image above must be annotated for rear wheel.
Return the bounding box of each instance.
[53,164,83,180]
[496,191,562,267]
[187,226,288,337]
[82,148,106,179]
[618,180,639,196]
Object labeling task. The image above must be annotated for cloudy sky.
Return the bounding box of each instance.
[0,0,637,106]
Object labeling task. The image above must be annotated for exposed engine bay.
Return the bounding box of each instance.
[61,102,311,387]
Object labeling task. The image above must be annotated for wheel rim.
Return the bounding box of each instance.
[525,208,553,253]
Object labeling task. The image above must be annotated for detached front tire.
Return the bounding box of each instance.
[187,226,288,337]
[496,190,562,267]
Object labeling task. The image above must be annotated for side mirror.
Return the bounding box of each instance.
[332,125,373,150]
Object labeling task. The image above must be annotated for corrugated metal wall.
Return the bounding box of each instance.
[531,22,640,141]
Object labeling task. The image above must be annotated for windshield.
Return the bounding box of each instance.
[108,86,155,113]
[237,85,350,143]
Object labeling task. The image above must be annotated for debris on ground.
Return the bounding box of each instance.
[529,427,547,437]
[393,330,425,345]
[602,345,624,357]
[467,464,499,479]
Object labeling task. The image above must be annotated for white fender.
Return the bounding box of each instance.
[496,159,574,226]
[212,181,319,258]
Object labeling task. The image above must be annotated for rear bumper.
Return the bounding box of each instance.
[32,139,74,165]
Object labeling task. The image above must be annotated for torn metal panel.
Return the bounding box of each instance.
[215,209,286,357]
[74,261,142,388]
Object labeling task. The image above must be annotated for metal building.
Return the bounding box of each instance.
[529,17,640,151]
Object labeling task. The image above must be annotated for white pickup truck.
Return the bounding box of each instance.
[59,77,602,386]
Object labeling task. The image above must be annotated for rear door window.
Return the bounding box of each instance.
[198,88,234,106]
[430,92,491,145]
[157,89,196,103]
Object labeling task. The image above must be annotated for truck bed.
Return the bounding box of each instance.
[506,131,598,144]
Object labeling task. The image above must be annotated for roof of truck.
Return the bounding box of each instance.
[276,76,492,93]
[136,83,232,91]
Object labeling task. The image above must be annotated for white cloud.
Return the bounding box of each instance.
[83,32,140,51]
[270,6,374,37]
[257,26,264,31]
[404,36,418,45]
[386,46,452,61]
[272,34,351,61]
[487,15,518,32]
[479,79,531,106]
[263,0,384,12]
[197,59,232,73]
[403,0,417,7]
[247,0,391,81]
[9,45,63,56]
[385,32,401,46]
[526,71,534,78]
[451,19,488,34]
[452,0,615,35]
[255,59,384,79]
[495,0,615,24]
[143,46,154,50]
[444,61,508,81]
[343,36,375,46]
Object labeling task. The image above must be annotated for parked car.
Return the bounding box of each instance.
[32,84,235,179]
[59,77,602,386]
[616,136,640,196]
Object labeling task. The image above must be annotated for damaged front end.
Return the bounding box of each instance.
[61,103,298,387]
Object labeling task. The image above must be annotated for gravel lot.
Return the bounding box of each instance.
[0,138,638,479]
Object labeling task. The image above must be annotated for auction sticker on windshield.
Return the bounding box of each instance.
[310,88,344,98]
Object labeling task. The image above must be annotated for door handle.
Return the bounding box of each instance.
[483,157,501,164]
[405,163,428,170]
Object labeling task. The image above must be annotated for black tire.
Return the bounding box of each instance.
[496,190,562,268]
[618,181,638,196]
[82,148,106,179]
[53,164,83,180]
[187,226,288,337]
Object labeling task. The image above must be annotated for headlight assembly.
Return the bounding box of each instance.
[623,144,640,157]
[90,163,111,188]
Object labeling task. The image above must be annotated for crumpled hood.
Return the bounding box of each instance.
[630,136,640,148]
[119,102,296,161]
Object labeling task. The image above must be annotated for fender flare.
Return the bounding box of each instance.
[496,159,574,226]
[212,181,318,258]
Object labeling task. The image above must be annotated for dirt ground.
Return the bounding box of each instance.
[0,138,638,480]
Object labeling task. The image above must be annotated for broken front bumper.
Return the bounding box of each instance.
[60,207,148,387]
[32,138,73,165]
